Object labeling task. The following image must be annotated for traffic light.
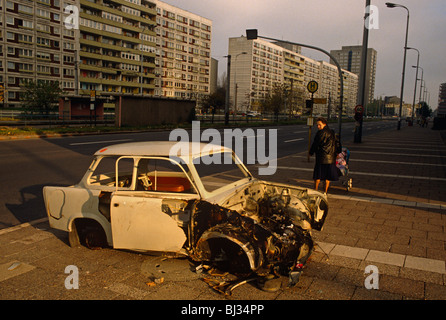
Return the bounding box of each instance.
[246,29,258,40]
[305,99,313,110]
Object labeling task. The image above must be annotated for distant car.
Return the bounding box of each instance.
[43,141,328,282]
[247,111,260,117]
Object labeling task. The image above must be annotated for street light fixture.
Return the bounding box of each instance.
[386,2,409,130]
[406,47,419,124]
[246,29,344,136]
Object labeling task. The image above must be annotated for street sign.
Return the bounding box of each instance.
[307,80,318,94]
[307,116,314,126]
[313,98,327,104]
[355,104,364,114]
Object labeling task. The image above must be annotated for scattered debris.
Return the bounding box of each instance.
[8,262,21,271]
[146,276,165,287]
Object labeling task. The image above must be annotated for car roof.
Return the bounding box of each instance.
[94,141,233,157]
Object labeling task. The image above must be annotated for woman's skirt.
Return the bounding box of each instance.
[313,163,339,181]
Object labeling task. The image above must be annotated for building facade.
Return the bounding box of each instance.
[438,83,446,117]
[228,36,358,116]
[0,0,78,107]
[78,0,157,96]
[1,0,212,108]
[154,0,212,100]
[330,45,377,106]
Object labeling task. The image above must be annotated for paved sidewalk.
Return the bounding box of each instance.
[0,125,445,300]
[266,125,446,298]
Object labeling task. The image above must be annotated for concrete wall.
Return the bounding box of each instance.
[116,96,195,127]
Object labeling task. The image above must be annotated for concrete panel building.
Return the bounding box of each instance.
[0,0,78,107]
[438,83,446,117]
[1,0,212,108]
[154,0,212,100]
[78,0,158,96]
[330,45,377,106]
[228,36,358,116]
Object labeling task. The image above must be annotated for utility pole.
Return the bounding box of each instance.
[224,55,231,125]
[354,0,371,143]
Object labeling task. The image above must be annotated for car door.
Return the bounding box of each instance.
[110,156,199,252]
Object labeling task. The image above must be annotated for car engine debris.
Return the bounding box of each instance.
[186,183,327,295]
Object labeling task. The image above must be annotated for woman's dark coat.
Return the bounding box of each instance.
[309,126,340,164]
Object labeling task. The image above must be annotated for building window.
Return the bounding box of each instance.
[18,4,33,14]
[36,9,51,19]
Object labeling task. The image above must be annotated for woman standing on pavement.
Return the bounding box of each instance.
[309,117,341,194]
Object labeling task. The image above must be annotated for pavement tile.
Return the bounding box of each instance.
[365,250,405,267]
[330,245,369,260]
[379,274,425,300]
[404,255,446,274]
[425,283,446,299]
[1,124,446,300]
[0,260,35,282]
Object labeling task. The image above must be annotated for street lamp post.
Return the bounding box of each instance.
[354,0,371,143]
[246,29,344,136]
[233,52,247,120]
[386,2,409,130]
[224,55,231,125]
[406,47,419,123]
[416,66,424,106]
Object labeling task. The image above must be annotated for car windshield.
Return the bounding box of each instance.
[193,152,251,192]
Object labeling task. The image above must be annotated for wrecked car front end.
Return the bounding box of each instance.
[188,180,328,284]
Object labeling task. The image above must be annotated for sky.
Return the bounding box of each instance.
[160,0,446,110]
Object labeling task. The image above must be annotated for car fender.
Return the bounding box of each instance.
[194,225,264,273]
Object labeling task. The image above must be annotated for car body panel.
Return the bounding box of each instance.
[110,194,188,252]
[43,141,328,279]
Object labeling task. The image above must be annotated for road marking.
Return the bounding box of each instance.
[315,242,446,274]
[327,193,445,210]
[349,158,446,167]
[69,139,133,146]
[346,151,446,158]
[275,166,446,181]
[284,138,304,143]
[291,155,446,167]
[346,146,446,152]
[357,141,444,147]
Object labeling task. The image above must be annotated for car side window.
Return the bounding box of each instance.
[88,156,134,189]
[136,157,197,194]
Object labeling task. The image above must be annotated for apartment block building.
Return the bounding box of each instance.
[0,0,78,107]
[228,36,358,115]
[154,0,212,99]
[438,83,446,117]
[79,0,158,95]
[1,0,212,108]
[330,45,377,106]
[303,57,358,116]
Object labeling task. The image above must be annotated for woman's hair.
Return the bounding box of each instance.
[316,117,328,125]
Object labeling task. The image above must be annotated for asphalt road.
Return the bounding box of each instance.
[0,119,401,229]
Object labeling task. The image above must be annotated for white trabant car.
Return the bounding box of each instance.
[43,141,328,281]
